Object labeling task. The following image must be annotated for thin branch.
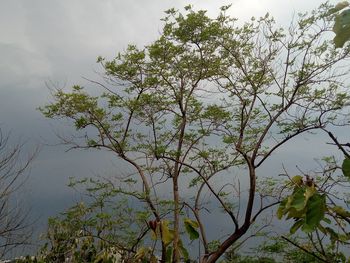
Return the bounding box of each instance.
[281,236,329,263]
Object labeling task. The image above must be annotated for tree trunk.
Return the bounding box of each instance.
[172,176,180,262]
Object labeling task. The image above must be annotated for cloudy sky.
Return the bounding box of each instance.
[0,0,346,255]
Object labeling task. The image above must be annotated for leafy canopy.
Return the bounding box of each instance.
[40,2,350,262]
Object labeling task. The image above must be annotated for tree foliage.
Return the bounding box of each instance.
[223,234,346,263]
[40,2,350,262]
[36,178,150,262]
[331,1,350,48]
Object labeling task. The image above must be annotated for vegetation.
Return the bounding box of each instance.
[38,178,148,262]
[33,2,350,263]
[0,128,36,258]
[331,1,350,48]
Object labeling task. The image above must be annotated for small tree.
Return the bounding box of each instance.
[41,3,350,262]
[0,128,36,258]
[38,178,151,262]
[277,140,350,263]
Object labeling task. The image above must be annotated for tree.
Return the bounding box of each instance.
[40,3,350,262]
[277,143,350,263]
[0,128,36,258]
[272,159,344,262]
[223,234,334,263]
[37,178,150,262]
[274,2,350,261]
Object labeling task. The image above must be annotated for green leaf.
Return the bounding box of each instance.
[342,157,350,178]
[304,186,316,204]
[290,220,304,234]
[184,218,199,240]
[179,239,189,262]
[338,234,350,242]
[303,194,326,232]
[291,175,303,186]
[165,246,173,263]
[277,198,287,219]
[161,220,174,246]
[286,207,306,220]
[287,187,306,211]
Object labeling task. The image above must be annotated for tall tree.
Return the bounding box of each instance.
[41,3,350,262]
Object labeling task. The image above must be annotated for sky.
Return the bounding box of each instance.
[0,0,346,257]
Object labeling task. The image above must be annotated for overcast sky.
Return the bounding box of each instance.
[0,0,346,256]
